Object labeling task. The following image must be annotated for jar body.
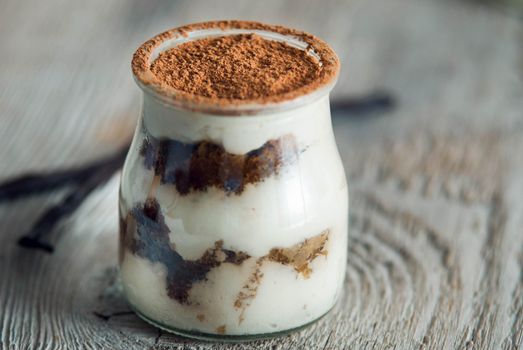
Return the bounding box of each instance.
[119,93,348,339]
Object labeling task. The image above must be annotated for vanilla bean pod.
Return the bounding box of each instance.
[17,147,128,253]
[330,90,396,116]
[0,148,128,202]
[0,172,89,202]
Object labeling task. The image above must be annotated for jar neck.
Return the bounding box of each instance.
[141,92,333,155]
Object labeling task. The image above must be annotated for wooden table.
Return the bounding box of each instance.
[1,0,522,348]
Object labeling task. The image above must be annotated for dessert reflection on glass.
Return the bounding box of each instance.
[120,21,348,340]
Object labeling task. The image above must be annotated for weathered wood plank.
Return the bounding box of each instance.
[1,0,522,349]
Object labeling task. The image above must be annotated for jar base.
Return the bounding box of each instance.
[130,304,333,343]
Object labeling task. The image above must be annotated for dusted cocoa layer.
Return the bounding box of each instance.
[120,198,330,307]
[150,34,321,101]
[139,126,298,195]
[132,21,340,108]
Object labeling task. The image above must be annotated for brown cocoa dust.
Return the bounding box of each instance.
[150,34,321,101]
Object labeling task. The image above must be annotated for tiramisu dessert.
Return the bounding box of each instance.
[120,20,348,340]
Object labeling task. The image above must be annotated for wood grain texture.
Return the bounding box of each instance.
[1,0,522,349]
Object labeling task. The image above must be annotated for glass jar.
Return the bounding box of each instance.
[119,21,348,341]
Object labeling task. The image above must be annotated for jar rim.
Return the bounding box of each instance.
[131,20,340,115]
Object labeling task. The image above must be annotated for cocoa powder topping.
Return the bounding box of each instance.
[150,34,321,101]
[132,21,339,110]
